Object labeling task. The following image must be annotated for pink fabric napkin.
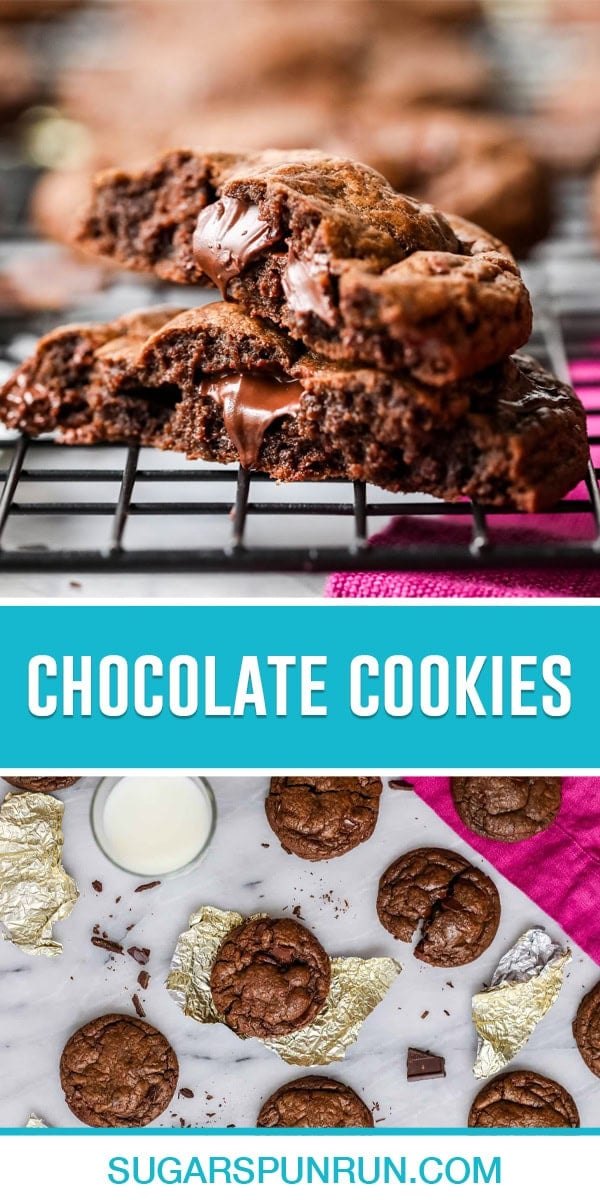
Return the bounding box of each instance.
[406,776,600,965]
[326,363,600,598]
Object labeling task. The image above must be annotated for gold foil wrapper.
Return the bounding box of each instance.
[0,791,79,956]
[167,905,401,1066]
[472,927,570,1079]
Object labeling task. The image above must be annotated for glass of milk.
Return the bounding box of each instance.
[91,776,216,877]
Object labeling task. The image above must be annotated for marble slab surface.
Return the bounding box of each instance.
[0,776,598,1130]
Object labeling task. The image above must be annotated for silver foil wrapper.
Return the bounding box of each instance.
[167,905,401,1066]
[473,927,570,1079]
[0,791,79,956]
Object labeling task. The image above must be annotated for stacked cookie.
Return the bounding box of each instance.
[0,150,589,510]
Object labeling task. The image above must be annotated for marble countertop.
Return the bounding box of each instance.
[0,776,598,1130]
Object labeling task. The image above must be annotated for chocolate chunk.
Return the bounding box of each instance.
[0,303,588,512]
[132,993,145,1019]
[127,946,151,965]
[179,1087,194,1099]
[91,936,124,955]
[77,149,532,384]
[266,776,382,860]
[198,373,302,469]
[92,881,103,893]
[193,197,280,295]
[137,970,150,990]
[257,1076,374,1128]
[377,847,500,967]
[60,1014,178,1127]
[451,777,562,842]
[468,1071,579,1128]
[407,1047,446,1081]
[210,916,331,1039]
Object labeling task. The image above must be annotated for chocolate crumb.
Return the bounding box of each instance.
[421,1010,429,1019]
[132,993,146,1018]
[128,946,151,965]
[388,779,412,790]
[179,1088,194,1099]
[134,881,161,892]
[261,843,270,848]
[292,905,303,920]
[91,881,103,892]
[91,936,123,954]
[137,970,150,990]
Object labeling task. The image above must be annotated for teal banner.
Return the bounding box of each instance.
[1,602,596,769]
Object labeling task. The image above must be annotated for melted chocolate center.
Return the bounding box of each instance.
[282,251,337,327]
[193,198,280,296]
[199,373,302,468]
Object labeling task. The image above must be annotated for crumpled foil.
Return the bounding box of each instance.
[0,791,79,956]
[167,905,401,1066]
[472,927,570,1079]
[25,1114,48,1128]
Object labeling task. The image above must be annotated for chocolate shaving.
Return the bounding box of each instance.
[128,946,151,965]
[134,881,161,892]
[132,993,146,1018]
[137,969,150,990]
[91,936,123,954]
[407,1046,446,1081]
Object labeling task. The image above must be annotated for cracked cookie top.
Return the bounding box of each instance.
[265,776,381,860]
[468,1071,579,1129]
[376,846,500,967]
[451,777,562,842]
[210,916,331,1039]
[257,1076,374,1128]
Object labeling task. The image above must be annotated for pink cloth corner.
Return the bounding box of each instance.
[326,366,600,598]
[405,776,600,965]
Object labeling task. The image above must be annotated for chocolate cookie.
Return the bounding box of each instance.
[210,917,331,1039]
[77,149,532,385]
[266,777,381,860]
[1,303,587,512]
[377,847,500,967]
[347,109,551,258]
[257,1076,374,1127]
[573,981,600,1077]
[3,776,80,792]
[451,777,562,842]
[60,1014,178,1127]
[468,1071,579,1128]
